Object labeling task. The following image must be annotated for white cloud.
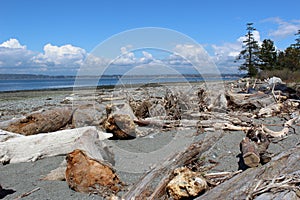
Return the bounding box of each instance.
[33,43,86,66]
[265,17,300,38]
[210,31,264,73]
[0,38,26,49]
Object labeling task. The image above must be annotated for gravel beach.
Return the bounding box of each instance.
[0,82,299,199]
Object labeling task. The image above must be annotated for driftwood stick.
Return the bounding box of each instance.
[123,131,224,199]
[262,116,299,137]
[14,187,40,200]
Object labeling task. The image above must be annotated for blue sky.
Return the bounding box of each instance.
[0,0,300,75]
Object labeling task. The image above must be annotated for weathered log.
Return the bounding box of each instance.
[65,149,123,197]
[123,131,224,199]
[196,146,300,200]
[0,126,113,164]
[3,107,73,135]
[240,137,260,168]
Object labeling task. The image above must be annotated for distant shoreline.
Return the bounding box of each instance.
[0,73,244,80]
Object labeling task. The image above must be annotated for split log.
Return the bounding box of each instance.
[196,146,300,200]
[123,131,225,199]
[0,126,113,164]
[3,107,73,135]
[65,149,123,197]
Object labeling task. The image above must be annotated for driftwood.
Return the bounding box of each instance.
[65,149,123,197]
[196,145,300,200]
[123,131,224,199]
[3,107,73,135]
[240,137,261,167]
[262,116,299,137]
[0,126,112,164]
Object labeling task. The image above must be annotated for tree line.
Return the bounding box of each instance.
[236,23,300,79]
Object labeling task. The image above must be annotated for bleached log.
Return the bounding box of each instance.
[0,126,113,164]
[262,116,299,137]
[0,129,23,142]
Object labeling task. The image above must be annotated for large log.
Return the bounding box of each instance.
[3,107,73,135]
[0,126,113,164]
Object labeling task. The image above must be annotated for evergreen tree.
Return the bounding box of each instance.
[236,23,260,77]
[258,39,277,71]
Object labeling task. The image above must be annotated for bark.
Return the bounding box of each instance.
[3,107,73,135]
[0,126,113,164]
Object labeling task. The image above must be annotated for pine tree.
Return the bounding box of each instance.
[236,23,260,77]
[258,39,277,71]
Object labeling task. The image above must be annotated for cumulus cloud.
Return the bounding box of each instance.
[32,43,86,67]
[0,38,26,49]
[265,17,300,38]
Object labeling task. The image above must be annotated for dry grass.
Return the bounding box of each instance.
[258,69,300,83]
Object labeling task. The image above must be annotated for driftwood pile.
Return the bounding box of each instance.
[0,77,299,199]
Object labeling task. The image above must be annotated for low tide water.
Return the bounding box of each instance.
[0,76,238,92]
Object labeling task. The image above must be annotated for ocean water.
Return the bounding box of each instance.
[0,76,237,92]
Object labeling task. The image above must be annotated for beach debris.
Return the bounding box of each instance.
[166,167,207,200]
[72,103,105,128]
[257,103,284,117]
[0,126,112,164]
[240,127,271,168]
[262,115,299,137]
[198,145,300,200]
[65,149,123,197]
[4,107,73,135]
[14,187,40,200]
[103,103,137,140]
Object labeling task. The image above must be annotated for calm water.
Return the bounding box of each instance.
[0,76,237,92]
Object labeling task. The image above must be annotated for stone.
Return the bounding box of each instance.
[166,167,207,199]
[72,103,105,128]
[65,149,123,197]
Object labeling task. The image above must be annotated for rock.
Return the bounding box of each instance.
[166,167,207,199]
[5,107,73,135]
[72,103,105,128]
[65,149,123,197]
[104,114,136,139]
